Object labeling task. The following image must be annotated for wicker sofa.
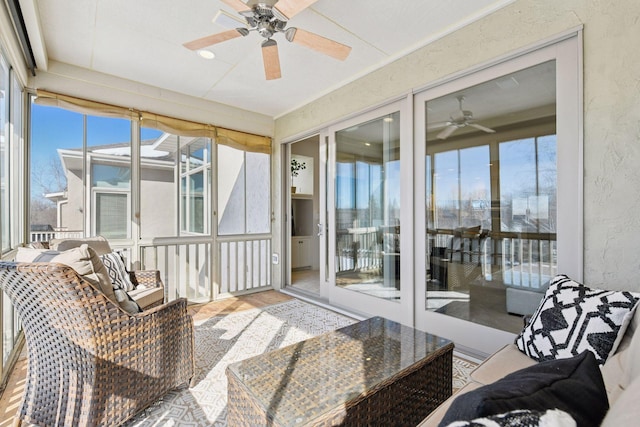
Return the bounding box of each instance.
[0,261,194,426]
[419,281,640,426]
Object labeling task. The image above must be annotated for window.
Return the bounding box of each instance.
[28,95,272,303]
[95,192,129,239]
[30,106,135,241]
[91,162,131,239]
[180,137,211,235]
[1,54,25,370]
[431,145,492,231]
[499,136,557,234]
[498,135,557,288]
[87,116,131,239]
[30,104,83,240]
[0,55,9,253]
[217,144,270,235]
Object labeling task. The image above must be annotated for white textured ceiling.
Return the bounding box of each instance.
[25,0,515,117]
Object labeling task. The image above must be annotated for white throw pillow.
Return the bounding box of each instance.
[100,252,135,292]
[515,274,640,365]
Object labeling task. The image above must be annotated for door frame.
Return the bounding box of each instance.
[284,135,326,296]
[326,96,414,324]
[413,35,583,356]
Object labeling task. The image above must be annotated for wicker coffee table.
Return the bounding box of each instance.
[226,316,453,426]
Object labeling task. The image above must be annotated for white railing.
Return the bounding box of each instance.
[336,227,382,272]
[218,235,271,294]
[428,231,557,290]
[30,230,83,242]
[500,236,557,289]
[139,235,272,302]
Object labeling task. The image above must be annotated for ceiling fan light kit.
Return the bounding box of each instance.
[184,0,352,80]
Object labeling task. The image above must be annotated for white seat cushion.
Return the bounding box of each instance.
[128,286,164,309]
[470,344,536,385]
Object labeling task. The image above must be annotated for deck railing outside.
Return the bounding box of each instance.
[336,227,382,272]
[29,230,83,242]
[336,227,557,289]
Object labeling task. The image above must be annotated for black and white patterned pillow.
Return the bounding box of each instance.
[100,252,135,292]
[515,274,640,365]
[445,409,576,427]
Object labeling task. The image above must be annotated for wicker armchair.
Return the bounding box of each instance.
[0,261,194,427]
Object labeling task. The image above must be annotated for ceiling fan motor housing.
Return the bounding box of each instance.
[247,0,289,22]
[248,0,279,8]
[243,1,288,39]
[257,18,275,38]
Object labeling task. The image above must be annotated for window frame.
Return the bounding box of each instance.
[179,137,212,236]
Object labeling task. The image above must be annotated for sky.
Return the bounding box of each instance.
[30,103,162,197]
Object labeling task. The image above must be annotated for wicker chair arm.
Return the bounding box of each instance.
[134,297,188,318]
[129,269,163,289]
[101,297,194,383]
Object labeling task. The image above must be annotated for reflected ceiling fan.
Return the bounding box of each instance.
[436,96,496,140]
[184,0,352,80]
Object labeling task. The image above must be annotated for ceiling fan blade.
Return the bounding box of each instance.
[437,126,458,140]
[273,0,318,20]
[221,0,252,14]
[262,39,282,80]
[285,28,351,61]
[183,28,247,50]
[468,123,496,134]
[427,121,451,130]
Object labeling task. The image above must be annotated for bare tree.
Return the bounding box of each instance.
[30,156,66,229]
[30,198,57,228]
[32,156,67,195]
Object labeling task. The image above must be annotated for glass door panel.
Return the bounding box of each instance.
[424,61,558,335]
[334,111,401,301]
[412,35,583,356]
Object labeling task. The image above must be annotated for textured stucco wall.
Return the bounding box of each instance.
[274,0,640,291]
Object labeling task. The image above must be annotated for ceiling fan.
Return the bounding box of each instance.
[436,96,496,140]
[184,0,352,80]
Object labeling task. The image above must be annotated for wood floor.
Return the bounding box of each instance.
[0,290,292,426]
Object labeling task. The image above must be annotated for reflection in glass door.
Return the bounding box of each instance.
[413,35,583,355]
[334,111,401,301]
[424,61,558,335]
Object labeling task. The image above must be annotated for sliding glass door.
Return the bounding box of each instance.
[414,37,582,355]
[327,99,412,323]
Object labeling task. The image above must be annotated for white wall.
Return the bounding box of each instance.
[274,0,640,291]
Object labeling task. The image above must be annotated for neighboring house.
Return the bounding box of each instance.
[46,136,177,239]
